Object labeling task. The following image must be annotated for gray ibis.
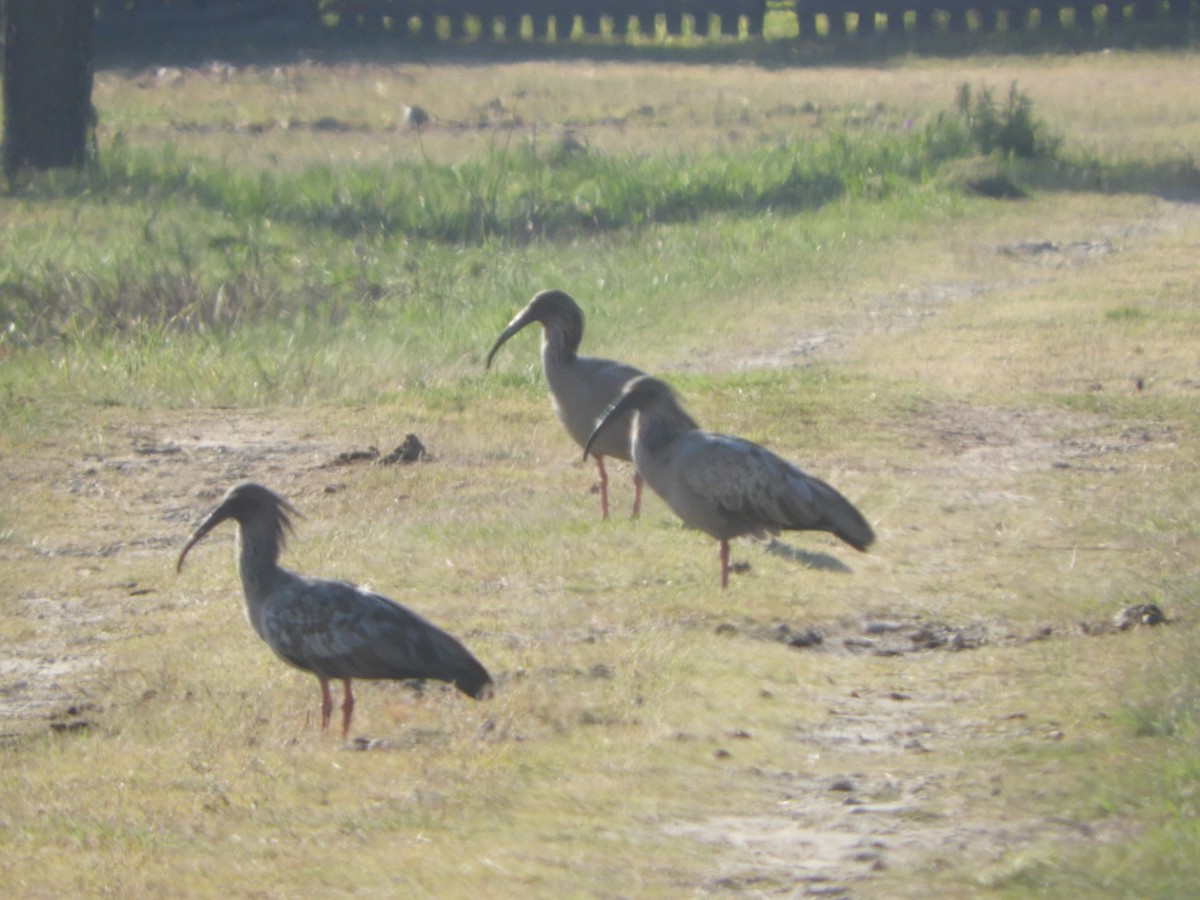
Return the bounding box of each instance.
[486,289,644,519]
[176,482,492,737]
[584,375,874,588]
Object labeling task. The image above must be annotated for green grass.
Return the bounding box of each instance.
[2,48,1200,897]
[3,120,968,351]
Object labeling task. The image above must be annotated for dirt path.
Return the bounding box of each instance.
[662,614,1139,896]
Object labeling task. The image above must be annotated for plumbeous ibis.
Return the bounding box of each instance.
[584,375,875,588]
[176,483,492,737]
[486,289,644,519]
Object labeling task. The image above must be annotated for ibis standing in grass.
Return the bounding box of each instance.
[176,482,492,738]
[585,375,875,588]
[486,288,645,520]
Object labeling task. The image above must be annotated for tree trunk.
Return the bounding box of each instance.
[2,0,96,182]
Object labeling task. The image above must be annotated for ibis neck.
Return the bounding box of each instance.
[636,403,699,457]
[235,525,286,608]
[540,312,583,366]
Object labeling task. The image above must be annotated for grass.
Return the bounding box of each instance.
[2,42,1200,897]
[3,121,963,350]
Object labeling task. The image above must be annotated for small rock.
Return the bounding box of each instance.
[1115,603,1167,630]
[910,629,945,649]
[555,129,587,157]
[403,104,429,128]
[380,434,426,465]
[863,620,904,634]
[313,116,349,132]
[1002,240,1058,257]
[155,66,185,86]
[327,447,379,467]
[787,628,823,649]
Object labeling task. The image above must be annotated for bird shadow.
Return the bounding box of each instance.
[757,538,855,574]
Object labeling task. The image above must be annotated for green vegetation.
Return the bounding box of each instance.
[955,81,1060,159]
[1,49,1199,897]
[5,121,959,347]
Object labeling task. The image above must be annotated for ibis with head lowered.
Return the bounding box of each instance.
[176,482,492,738]
[585,375,874,588]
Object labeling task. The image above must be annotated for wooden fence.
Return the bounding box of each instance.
[94,0,1199,41]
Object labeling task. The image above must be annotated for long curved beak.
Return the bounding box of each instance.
[175,505,233,574]
[485,310,534,369]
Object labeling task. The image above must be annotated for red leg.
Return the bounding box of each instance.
[319,678,333,732]
[631,472,643,519]
[594,456,610,520]
[341,680,355,739]
[719,540,730,589]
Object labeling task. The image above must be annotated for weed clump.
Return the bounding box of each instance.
[955,82,1060,160]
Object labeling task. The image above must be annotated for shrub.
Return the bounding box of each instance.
[955,82,1059,159]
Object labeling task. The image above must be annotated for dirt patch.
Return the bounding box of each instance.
[663,609,1165,896]
[723,604,1167,658]
[704,199,1200,377]
[723,614,1016,656]
[665,759,1116,897]
[904,400,1175,479]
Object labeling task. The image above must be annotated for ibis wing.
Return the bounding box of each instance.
[679,433,873,549]
[259,579,490,693]
[677,434,801,534]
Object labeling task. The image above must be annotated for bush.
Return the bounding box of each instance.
[956,82,1059,159]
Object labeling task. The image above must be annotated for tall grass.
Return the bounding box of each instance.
[2,118,971,350]
[93,122,947,241]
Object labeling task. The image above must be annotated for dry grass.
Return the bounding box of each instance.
[93,50,1200,168]
[2,47,1199,897]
